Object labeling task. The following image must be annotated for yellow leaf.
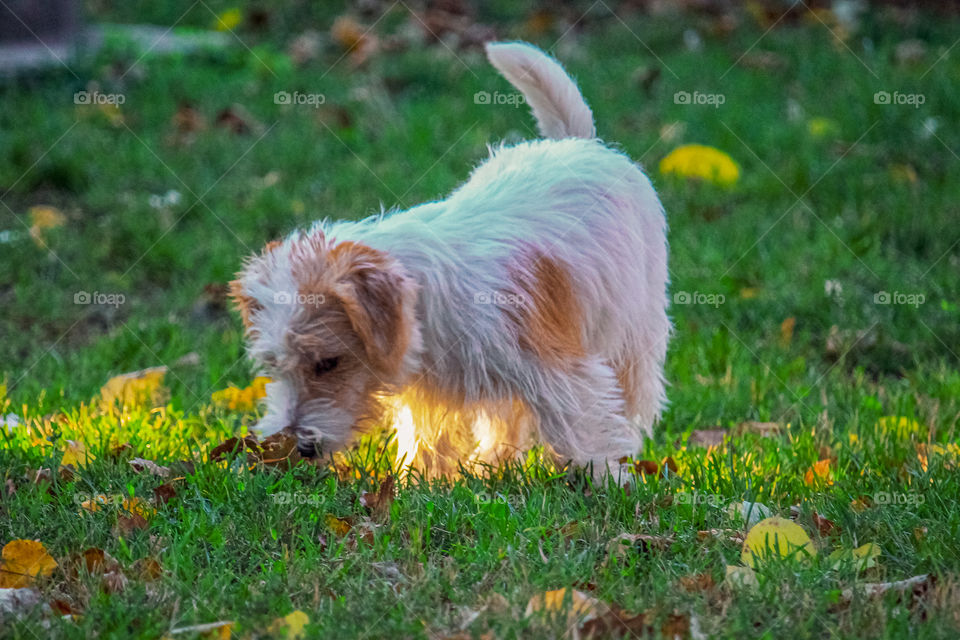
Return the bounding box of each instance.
[61,439,90,467]
[0,540,58,588]
[214,8,243,31]
[659,144,740,186]
[325,514,352,537]
[877,416,923,440]
[267,610,310,639]
[100,366,168,409]
[741,517,816,567]
[28,205,66,246]
[122,496,156,518]
[828,542,882,571]
[211,376,271,412]
[525,588,607,625]
[739,287,759,299]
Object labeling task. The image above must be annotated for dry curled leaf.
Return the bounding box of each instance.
[687,428,727,448]
[129,458,171,477]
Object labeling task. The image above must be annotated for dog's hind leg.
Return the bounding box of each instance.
[523,356,643,484]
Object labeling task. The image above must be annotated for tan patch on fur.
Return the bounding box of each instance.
[615,359,639,416]
[511,250,585,365]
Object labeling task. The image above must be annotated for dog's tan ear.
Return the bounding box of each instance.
[330,242,417,377]
[229,277,259,329]
[230,240,282,329]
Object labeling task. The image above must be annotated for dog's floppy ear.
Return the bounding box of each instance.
[230,240,282,329]
[329,242,417,378]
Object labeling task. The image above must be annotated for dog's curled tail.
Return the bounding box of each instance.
[485,41,596,140]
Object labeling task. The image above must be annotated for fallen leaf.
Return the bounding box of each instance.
[210,436,261,462]
[267,610,310,639]
[359,475,395,522]
[630,459,659,475]
[325,514,353,537]
[0,540,58,588]
[605,533,673,564]
[134,557,164,581]
[660,456,679,476]
[726,501,773,528]
[211,377,270,412]
[660,144,740,186]
[259,432,301,469]
[812,511,839,536]
[153,478,183,505]
[525,588,608,627]
[741,517,816,567]
[60,440,90,467]
[114,512,149,536]
[100,367,168,410]
[828,542,881,571]
[129,458,171,477]
[678,573,716,592]
[697,529,746,545]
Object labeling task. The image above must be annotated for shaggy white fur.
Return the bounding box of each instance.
[232,41,670,480]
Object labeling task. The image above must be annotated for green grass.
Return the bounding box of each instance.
[2,2,960,638]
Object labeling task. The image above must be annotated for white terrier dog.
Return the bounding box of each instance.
[231,41,669,480]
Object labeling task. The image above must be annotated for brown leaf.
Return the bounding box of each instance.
[678,573,716,592]
[210,436,261,462]
[606,533,674,564]
[661,456,678,476]
[115,512,149,536]
[4,478,15,497]
[631,459,659,475]
[687,428,727,447]
[812,511,839,536]
[133,557,164,582]
[359,475,395,522]
[697,529,746,545]
[839,574,931,603]
[259,432,301,469]
[153,478,183,505]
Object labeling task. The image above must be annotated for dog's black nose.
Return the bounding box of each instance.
[297,442,320,458]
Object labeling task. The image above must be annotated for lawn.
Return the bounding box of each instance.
[2,1,960,638]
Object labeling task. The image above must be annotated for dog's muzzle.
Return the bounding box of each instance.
[297,440,321,458]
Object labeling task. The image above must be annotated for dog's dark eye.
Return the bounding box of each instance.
[314,357,339,376]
